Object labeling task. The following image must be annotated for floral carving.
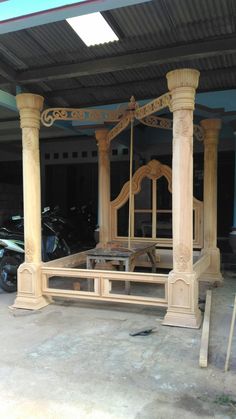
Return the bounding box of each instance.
[174,244,191,271]
[173,111,193,137]
[25,245,34,263]
[23,129,38,151]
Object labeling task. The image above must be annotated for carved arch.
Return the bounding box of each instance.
[110,159,203,248]
[111,160,172,210]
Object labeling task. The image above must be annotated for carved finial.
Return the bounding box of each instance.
[128,96,138,111]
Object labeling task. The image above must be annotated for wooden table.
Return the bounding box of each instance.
[86,241,157,293]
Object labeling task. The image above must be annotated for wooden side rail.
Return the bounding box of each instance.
[41,266,168,307]
[42,250,87,268]
[193,253,211,279]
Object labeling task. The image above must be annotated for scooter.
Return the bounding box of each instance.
[0,225,24,292]
[0,214,71,293]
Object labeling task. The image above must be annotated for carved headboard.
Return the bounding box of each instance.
[110,159,203,248]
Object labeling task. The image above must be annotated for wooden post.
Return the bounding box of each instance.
[13,93,49,310]
[199,290,212,367]
[95,129,110,245]
[163,68,202,328]
[225,294,236,372]
[200,119,223,284]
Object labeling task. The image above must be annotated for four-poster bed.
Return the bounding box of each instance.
[12,68,223,329]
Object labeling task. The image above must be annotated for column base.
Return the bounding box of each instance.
[11,295,50,310]
[12,262,51,310]
[199,271,223,286]
[163,309,202,329]
[200,247,223,286]
[163,270,202,329]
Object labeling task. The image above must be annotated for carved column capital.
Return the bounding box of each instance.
[16,93,44,129]
[166,68,200,112]
[95,128,109,144]
[200,119,222,146]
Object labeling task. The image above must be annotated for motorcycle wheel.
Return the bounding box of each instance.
[0,255,19,292]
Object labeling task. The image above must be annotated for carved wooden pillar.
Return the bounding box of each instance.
[163,69,201,328]
[200,119,223,283]
[95,129,110,244]
[13,93,49,310]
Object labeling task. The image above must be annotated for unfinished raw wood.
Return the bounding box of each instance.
[41,265,168,307]
[110,159,203,248]
[163,68,202,329]
[15,69,218,330]
[13,93,49,310]
[225,294,236,372]
[200,119,222,284]
[199,290,212,368]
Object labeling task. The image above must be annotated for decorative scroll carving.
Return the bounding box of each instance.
[141,115,173,130]
[135,93,171,120]
[41,107,126,127]
[107,113,132,143]
[138,115,204,142]
[41,97,203,145]
[174,244,191,271]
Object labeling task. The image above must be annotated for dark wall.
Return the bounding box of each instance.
[218,151,234,237]
[0,161,23,224]
[45,163,98,216]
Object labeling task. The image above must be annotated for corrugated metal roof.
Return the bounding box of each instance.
[0,0,236,108]
[1,0,235,67]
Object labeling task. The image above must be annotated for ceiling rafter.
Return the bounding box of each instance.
[14,35,236,85]
[45,66,236,95]
[0,56,17,83]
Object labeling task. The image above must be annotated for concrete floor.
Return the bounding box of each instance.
[0,273,236,419]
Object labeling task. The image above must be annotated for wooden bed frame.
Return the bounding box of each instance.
[14,69,222,329]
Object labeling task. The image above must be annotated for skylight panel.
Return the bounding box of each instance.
[67,12,119,46]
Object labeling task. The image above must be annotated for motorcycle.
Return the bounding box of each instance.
[0,212,71,293]
[68,202,96,249]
